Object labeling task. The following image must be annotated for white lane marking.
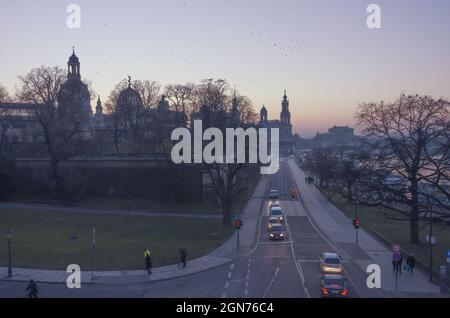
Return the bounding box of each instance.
[299,259,320,263]
[262,266,280,298]
[286,162,368,299]
[257,241,291,245]
[343,268,363,297]
[245,289,248,296]
[286,219,310,298]
[224,281,230,289]
[221,293,227,298]
[227,272,232,279]
[230,264,235,270]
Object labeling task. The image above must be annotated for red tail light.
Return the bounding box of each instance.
[321,288,329,295]
[341,289,348,296]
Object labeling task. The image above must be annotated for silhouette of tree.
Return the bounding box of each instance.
[0,83,11,102]
[16,65,87,203]
[355,94,450,244]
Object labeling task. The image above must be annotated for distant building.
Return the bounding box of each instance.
[258,90,293,155]
[312,125,360,148]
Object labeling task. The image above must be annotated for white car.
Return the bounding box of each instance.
[320,252,343,274]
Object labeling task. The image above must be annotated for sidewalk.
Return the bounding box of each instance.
[0,176,268,285]
[288,160,443,296]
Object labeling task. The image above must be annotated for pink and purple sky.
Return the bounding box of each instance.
[1,0,449,137]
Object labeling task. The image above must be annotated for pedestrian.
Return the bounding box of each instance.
[179,247,187,268]
[392,258,398,273]
[144,249,152,275]
[406,254,416,274]
[397,254,403,275]
[25,279,38,298]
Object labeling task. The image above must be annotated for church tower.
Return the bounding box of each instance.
[57,47,93,129]
[230,90,240,124]
[260,105,268,123]
[280,90,291,125]
[96,95,103,116]
[67,47,81,80]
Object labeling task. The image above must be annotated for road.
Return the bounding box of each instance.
[0,159,383,298]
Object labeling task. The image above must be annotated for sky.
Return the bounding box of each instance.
[1,0,449,137]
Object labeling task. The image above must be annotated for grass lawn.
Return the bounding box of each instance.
[326,191,450,273]
[78,197,222,215]
[0,207,233,270]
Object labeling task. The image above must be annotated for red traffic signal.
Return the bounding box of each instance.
[233,219,242,229]
[352,217,360,229]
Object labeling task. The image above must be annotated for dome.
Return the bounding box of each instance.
[117,85,143,111]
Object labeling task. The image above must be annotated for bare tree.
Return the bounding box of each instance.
[16,65,86,203]
[0,83,11,102]
[191,79,257,225]
[356,94,450,244]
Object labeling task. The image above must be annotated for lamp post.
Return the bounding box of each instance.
[7,228,12,278]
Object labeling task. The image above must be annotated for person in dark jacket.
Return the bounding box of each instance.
[406,254,416,274]
[25,279,38,298]
[179,247,187,268]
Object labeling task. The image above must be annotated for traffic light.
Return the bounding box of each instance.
[234,219,242,229]
[352,217,360,229]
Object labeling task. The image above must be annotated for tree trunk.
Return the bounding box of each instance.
[409,207,420,244]
[222,201,232,226]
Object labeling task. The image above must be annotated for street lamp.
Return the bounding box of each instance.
[6,228,12,278]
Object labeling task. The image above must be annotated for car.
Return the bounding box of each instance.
[268,189,279,199]
[269,201,280,210]
[269,224,285,240]
[267,217,281,231]
[320,252,343,274]
[320,274,348,298]
[270,206,285,223]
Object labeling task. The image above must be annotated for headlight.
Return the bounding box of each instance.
[270,234,274,237]
[280,233,284,237]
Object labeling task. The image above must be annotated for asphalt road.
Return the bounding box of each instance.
[0,159,383,298]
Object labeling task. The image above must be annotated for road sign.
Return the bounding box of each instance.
[426,235,436,245]
[446,250,450,263]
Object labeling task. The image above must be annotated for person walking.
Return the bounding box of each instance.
[406,254,416,274]
[397,254,403,275]
[144,249,152,275]
[179,247,187,268]
[25,279,38,298]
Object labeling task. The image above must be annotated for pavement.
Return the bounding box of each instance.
[0,159,447,298]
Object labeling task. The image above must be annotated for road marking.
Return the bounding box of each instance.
[286,219,310,298]
[227,272,232,279]
[287,162,370,298]
[298,259,319,263]
[263,266,280,298]
[230,264,235,270]
[221,293,227,298]
[343,268,363,298]
[224,281,229,289]
[258,241,291,245]
[245,289,248,296]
